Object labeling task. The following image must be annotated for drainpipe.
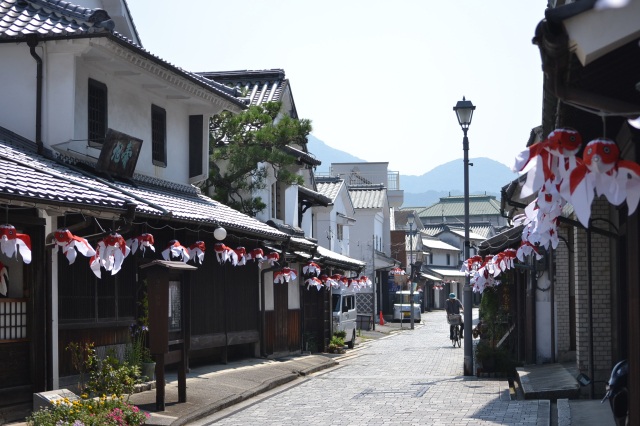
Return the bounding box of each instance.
[550,247,556,363]
[26,35,44,155]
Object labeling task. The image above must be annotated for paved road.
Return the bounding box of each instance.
[190,310,549,425]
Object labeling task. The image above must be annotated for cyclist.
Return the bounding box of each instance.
[445,292,464,340]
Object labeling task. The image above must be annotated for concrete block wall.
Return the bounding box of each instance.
[573,197,613,396]
[555,226,572,359]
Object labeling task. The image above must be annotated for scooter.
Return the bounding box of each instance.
[601,359,628,426]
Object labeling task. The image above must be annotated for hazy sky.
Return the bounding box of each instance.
[127,1,545,176]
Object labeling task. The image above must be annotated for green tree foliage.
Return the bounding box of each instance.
[205,102,312,216]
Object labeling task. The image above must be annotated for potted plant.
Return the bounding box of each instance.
[328,333,346,354]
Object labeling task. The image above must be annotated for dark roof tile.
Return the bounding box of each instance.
[0,130,288,240]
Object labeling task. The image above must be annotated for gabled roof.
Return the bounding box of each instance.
[418,195,501,218]
[0,0,245,110]
[349,184,386,209]
[316,177,344,203]
[198,69,290,110]
[298,186,331,207]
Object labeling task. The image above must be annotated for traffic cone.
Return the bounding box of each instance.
[379,310,385,326]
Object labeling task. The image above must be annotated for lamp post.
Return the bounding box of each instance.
[453,96,475,376]
[407,212,415,330]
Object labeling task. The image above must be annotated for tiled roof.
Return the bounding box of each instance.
[282,145,321,166]
[0,0,114,37]
[0,130,289,240]
[422,224,493,239]
[426,267,466,278]
[420,237,459,252]
[197,69,288,109]
[316,177,344,203]
[478,225,524,256]
[349,184,386,209]
[113,181,289,239]
[315,246,365,271]
[298,186,331,207]
[394,209,424,231]
[419,195,502,218]
[438,227,486,241]
[0,137,130,214]
[0,0,245,109]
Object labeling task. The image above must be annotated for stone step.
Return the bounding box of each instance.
[517,363,580,401]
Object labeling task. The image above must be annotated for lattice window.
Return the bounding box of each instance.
[88,79,107,146]
[0,299,27,340]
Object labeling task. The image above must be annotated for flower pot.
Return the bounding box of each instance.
[141,362,156,381]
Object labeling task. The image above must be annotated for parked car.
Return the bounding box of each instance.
[332,286,357,348]
[393,291,422,322]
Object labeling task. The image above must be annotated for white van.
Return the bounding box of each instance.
[332,286,357,348]
[393,290,422,322]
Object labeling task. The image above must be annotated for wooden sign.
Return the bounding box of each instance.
[96,129,142,178]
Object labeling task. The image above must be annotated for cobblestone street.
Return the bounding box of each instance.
[191,310,549,425]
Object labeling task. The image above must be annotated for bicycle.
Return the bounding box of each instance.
[447,314,462,348]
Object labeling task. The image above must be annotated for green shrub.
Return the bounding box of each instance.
[27,394,149,426]
[333,330,347,339]
[66,342,141,397]
[86,353,140,397]
[330,335,345,347]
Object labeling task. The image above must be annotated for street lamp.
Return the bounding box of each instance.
[453,96,475,376]
[407,212,415,330]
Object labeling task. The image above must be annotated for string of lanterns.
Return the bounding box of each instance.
[302,264,372,292]
[1,217,365,288]
[461,127,640,294]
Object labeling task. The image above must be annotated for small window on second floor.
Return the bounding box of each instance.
[88,79,107,146]
[151,105,167,167]
[270,181,284,220]
[429,253,433,264]
[337,224,344,241]
[446,253,451,266]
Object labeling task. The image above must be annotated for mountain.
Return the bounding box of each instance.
[307,134,364,172]
[307,134,518,208]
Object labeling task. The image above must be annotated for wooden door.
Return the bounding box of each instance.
[273,283,288,353]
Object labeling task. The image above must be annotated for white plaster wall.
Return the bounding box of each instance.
[427,250,459,267]
[0,44,38,140]
[350,209,377,274]
[288,267,300,309]
[536,272,552,363]
[264,271,274,311]
[284,185,298,227]
[1,38,223,186]
[45,51,76,149]
[73,60,197,183]
[330,162,389,186]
